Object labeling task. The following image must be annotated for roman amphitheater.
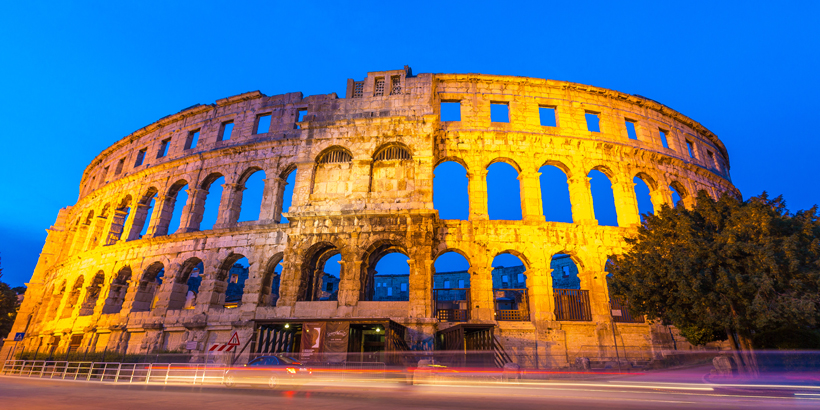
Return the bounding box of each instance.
[2,66,738,367]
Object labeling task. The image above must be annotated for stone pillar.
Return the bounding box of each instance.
[567,176,597,225]
[123,203,151,242]
[290,162,315,209]
[269,176,288,223]
[519,169,544,222]
[408,258,432,318]
[144,194,171,238]
[240,277,263,312]
[104,208,129,245]
[649,187,672,213]
[258,177,279,221]
[469,266,495,322]
[276,259,300,307]
[337,258,362,307]
[214,184,243,229]
[612,179,641,227]
[177,188,207,233]
[528,267,555,322]
[581,269,611,323]
[68,223,90,255]
[195,279,227,312]
[468,170,489,221]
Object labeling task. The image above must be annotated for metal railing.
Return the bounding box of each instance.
[611,297,645,323]
[493,288,529,321]
[554,289,592,321]
[1,360,224,385]
[433,288,470,322]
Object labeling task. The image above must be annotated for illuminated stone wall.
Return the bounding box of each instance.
[2,66,737,366]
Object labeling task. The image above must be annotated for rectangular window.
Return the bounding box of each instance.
[100,166,109,185]
[585,112,601,132]
[115,158,125,175]
[387,287,392,296]
[707,150,720,170]
[502,275,509,285]
[686,140,696,158]
[517,273,524,283]
[255,114,271,135]
[218,122,234,142]
[390,75,401,95]
[352,81,364,98]
[562,266,570,277]
[326,282,333,292]
[157,138,171,158]
[185,129,200,150]
[400,283,407,292]
[374,77,385,96]
[539,106,557,127]
[441,101,461,121]
[625,119,638,140]
[134,148,147,166]
[659,128,670,149]
[491,102,509,123]
[296,108,307,129]
[444,280,451,289]
[458,279,465,288]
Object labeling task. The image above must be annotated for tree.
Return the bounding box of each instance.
[0,255,19,339]
[608,191,820,376]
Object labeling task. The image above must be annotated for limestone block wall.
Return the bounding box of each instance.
[3,66,737,367]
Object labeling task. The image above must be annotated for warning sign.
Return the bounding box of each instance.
[208,332,241,352]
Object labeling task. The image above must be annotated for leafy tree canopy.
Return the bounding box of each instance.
[608,191,820,351]
[0,255,19,339]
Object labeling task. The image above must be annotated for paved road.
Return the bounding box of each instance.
[1,375,818,409]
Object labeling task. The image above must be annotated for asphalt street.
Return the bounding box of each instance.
[2,375,819,410]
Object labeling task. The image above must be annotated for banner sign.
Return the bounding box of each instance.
[301,322,326,360]
[324,322,350,363]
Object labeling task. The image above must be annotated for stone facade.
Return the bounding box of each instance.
[2,66,737,366]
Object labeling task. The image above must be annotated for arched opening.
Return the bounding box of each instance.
[61,277,85,319]
[85,205,110,251]
[69,211,94,255]
[539,164,573,223]
[199,174,225,230]
[46,282,65,321]
[79,272,105,316]
[312,147,354,200]
[487,161,522,220]
[278,169,296,223]
[132,262,164,312]
[433,161,468,220]
[260,255,284,306]
[433,251,471,322]
[670,182,686,208]
[107,196,132,244]
[633,176,655,221]
[491,253,529,321]
[169,257,204,310]
[102,266,131,314]
[551,254,591,321]
[165,181,189,235]
[374,253,410,301]
[130,187,157,240]
[588,169,618,226]
[238,170,266,222]
[215,254,249,308]
[299,243,341,302]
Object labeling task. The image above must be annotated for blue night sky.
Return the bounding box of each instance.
[0,1,818,287]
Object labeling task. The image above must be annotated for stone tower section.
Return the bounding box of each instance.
[3,67,737,366]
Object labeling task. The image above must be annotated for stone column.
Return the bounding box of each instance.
[528,266,556,322]
[290,162,315,209]
[581,269,611,323]
[178,188,208,233]
[144,194,171,238]
[469,266,495,322]
[337,258,362,307]
[269,176,288,223]
[408,258,432,318]
[567,176,597,225]
[649,187,672,212]
[104,208,129,245]
[258,177,279,221]
[612,178,641,227]
[276,259,300,307]
[123,202,151,242]
[467,169,489,221]
[214,184,243,229]
[519,169,544,222]
[195,279,227,312]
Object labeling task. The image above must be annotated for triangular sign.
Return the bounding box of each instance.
[227,332,240,346]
